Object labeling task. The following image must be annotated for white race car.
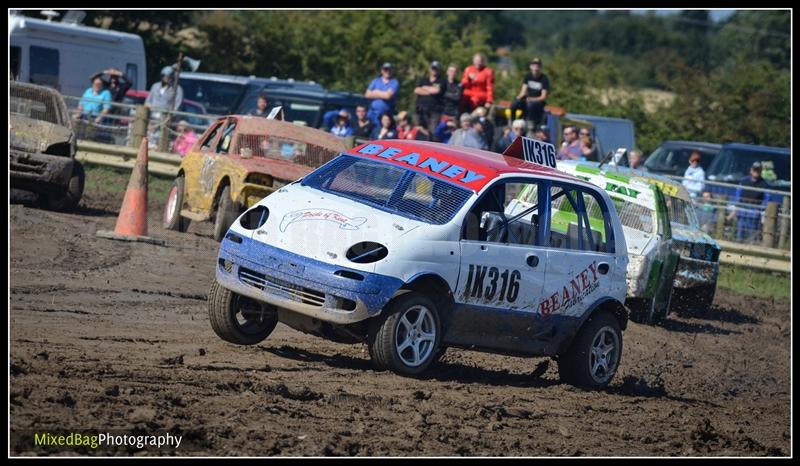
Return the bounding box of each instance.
[210,137,630,388]
[555,161,680,325]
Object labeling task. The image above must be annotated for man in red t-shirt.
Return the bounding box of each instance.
[460,53,494,113]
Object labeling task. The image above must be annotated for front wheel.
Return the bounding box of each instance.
[45,162,85,212]
[208,281,278,345]
[213,185,239,242]
[163,176,190,232]
[368,292,441,376]
[558,310,622,390]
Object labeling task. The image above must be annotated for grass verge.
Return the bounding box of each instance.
[717,264,791,300]
[83,163,173,203]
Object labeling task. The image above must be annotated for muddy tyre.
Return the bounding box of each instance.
[208,281,278,345]
[558,310,622,390]
[163,176,190,232]
[45,162,85,212]
[213,185,238,242]
[368,292,441,376]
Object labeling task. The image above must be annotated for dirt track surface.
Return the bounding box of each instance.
[10,191,791,456]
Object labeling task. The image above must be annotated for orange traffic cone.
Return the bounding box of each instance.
[96,138,165,245]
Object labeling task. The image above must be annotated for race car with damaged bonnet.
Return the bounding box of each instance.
[554,161,680,325]
[209,136,630,389]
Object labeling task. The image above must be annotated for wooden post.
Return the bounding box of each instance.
[762,201,778,248]
[778,196,790,250]
[714,194,727,240]
[130,105,150,149]
[158,112,170,152]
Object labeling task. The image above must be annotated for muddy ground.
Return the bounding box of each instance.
[9,188,791,456]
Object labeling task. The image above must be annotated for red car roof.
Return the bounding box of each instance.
[345,140,580,191]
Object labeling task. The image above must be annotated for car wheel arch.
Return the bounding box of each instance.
[560,297,628,355]
[394,273,455,330]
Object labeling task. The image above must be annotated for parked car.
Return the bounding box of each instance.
[179,72,369,128]
[556,161,680,325]
[122,89,211,129]
[10,81,84,211]
[643,140,722,177]
[706,143,791,194]
[163,115,347,241]
[210,138,631,389]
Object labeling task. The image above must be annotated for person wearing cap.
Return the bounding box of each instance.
[462,116,489,150]
[533,124,550,143]
[330,110,353,138]
[365,62,400,126]
[414,61,447,137]
[682,151,706,199]
[512,58,550,128]
[727,161,772,241]
[495,119,527,153]
[145,65,184,115]
[172,120,198,157]
[448,113,474,147]
[460,53,494,113]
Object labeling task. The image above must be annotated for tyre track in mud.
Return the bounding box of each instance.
[9,195,790,456]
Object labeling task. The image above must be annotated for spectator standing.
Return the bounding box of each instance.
[460,53,494,113]
[557,126,582,160]
[330,110,353,138]
[90,68,132,103]
[370,112,398,140]
[442,64,463,119]
[434,116,457,144]
[172,120,198,156]
[352,104,374,139]
[697,191,717,234]
[414,61,446,136]
[628,149,644,169]
[495,119,526,153]
[448,113,473,147]
[726,162,771,241]
[248,94,271,117]
[146,66,184,115]
[579,129,599,162]
[512,58,550,128]
[682,151,705,199]
[77,76,112,124]
[365,63,400,126]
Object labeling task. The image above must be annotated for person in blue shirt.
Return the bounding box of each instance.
[77,76,112,124]
[726,162,772,241]
[365,62,400,126]
[330,110,353,138]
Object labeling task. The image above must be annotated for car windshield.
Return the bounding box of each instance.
[10,88,60,125]
[301,155,473,225]
[665,195,698,228]
[707,148,791,187]
[644,145,717,174]
[271,100,322,127]
[180,78,246,115]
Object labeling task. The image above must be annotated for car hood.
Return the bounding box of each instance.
[671,223,720,250]
[9,115,73,154]
[236,183,425,271]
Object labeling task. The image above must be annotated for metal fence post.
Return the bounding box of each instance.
[714,194,727,239]
[130,105,150,149]
[778,196,791,250]
[762,201,779,248]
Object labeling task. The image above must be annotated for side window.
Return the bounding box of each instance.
[548,184,613,253]
[29,46,59,89]
[463,180,542,246]
[11,46,21,80]
[126,63,138,89]
[216,120,238,154]
[200,121,224,151]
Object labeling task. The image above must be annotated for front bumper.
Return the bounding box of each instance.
[216,234,404,324]
[673,256,719,289]
[10,150,74,193]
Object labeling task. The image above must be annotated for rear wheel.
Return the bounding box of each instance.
[208,281,278,345]
[163,176,190,232]
[45,162,85,212]
[368,292,441,376]
[558,310,622,390]
[213,185,239,242]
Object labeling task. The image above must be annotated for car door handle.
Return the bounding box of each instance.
[526,254,539,268]
[598,262,610,275]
